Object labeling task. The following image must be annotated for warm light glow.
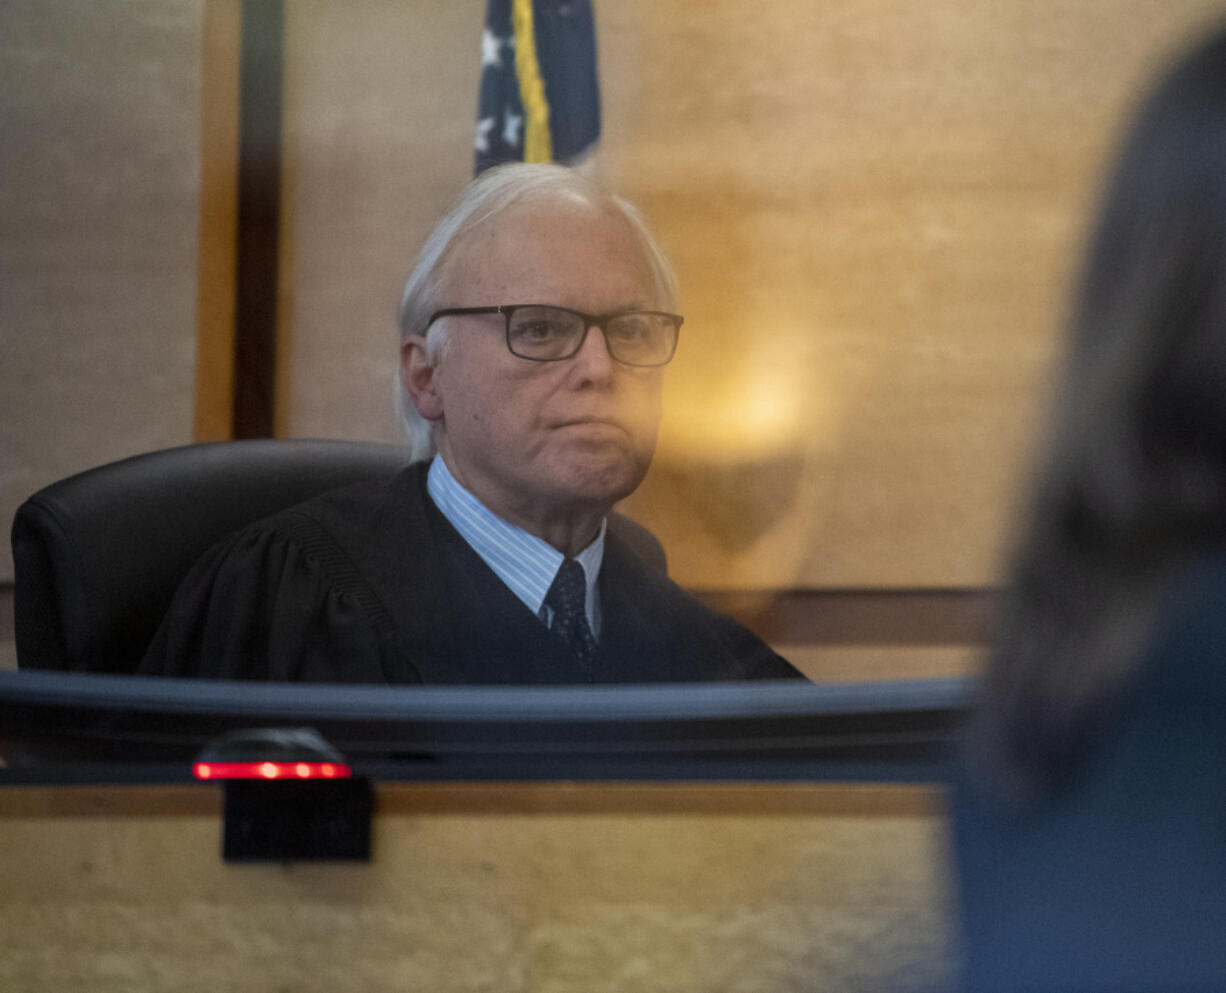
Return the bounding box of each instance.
[659,315,842,463]
[259,762,278,779]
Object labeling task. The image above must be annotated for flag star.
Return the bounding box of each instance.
[475,117,495,153]
[503,112,522,147]
[481,28,503,67]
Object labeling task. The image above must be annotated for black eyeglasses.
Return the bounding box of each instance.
[424,304,683,367]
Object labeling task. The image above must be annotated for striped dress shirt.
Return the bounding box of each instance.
[426,455,604,637]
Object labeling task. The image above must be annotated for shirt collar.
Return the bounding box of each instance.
[425,455,605,633]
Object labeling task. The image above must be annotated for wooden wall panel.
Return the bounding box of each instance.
[193,0,241,442]
[274,0,1225,593]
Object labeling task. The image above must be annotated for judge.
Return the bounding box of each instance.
[141,164,803,684]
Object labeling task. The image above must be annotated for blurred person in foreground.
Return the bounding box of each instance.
[954,26,1226,993]
[141,164,802,684]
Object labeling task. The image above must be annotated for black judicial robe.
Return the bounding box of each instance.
[140,463,803,684]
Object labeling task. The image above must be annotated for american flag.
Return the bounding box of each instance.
[474,0,601,175]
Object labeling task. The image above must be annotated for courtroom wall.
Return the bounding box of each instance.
[0,1,202,581]
[275,0,1225,590]
[3,1,1224,595]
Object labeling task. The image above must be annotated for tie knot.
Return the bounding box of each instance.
[546,558,587,618]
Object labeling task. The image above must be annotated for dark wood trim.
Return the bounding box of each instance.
[694,587,998,646]
[193,0,242,442]
[0,582,13,643]
[0,580,994,654]
[231,0,285,439]
[0,785,221,819]
[0,782,939,819]
[364,782,941,817]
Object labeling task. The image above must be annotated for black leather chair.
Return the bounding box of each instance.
[11,439,666,674]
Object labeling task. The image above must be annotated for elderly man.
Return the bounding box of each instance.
[142,164,801,683]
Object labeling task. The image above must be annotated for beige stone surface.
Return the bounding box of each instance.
[604,0,1225,589]
[273,0,1225,590]
[5,1,1224,592]
[0,1,202,581]
[275,0,479,443]
[0,783,955,992]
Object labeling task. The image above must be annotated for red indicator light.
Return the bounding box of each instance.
[193,762,353,781]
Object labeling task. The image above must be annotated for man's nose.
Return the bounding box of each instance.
[571,322,616,379]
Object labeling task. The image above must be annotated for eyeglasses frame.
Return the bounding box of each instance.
[423,304,683,367]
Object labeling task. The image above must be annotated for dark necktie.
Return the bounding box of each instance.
[544,558,598,680]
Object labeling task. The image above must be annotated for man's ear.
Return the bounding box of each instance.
[401,335,444,421]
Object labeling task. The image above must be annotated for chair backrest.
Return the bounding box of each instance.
[11,439,667,674]
[12,440,412,674]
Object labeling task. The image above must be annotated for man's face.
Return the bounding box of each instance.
[404,196,666,535]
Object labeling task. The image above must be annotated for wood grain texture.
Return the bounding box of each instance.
[193,0,242,442]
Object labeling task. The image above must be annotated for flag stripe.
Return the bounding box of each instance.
[474,0,599,174]
[511,0,552,163]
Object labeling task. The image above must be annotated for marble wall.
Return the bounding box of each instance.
[4,0,1224,593]
[271,0,1225,590]
[0,1,203,581]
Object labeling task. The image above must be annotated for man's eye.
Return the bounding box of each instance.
[610,317,651,341]
[514,320,564,340]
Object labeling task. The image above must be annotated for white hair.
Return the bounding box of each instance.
[395,163,678,461]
